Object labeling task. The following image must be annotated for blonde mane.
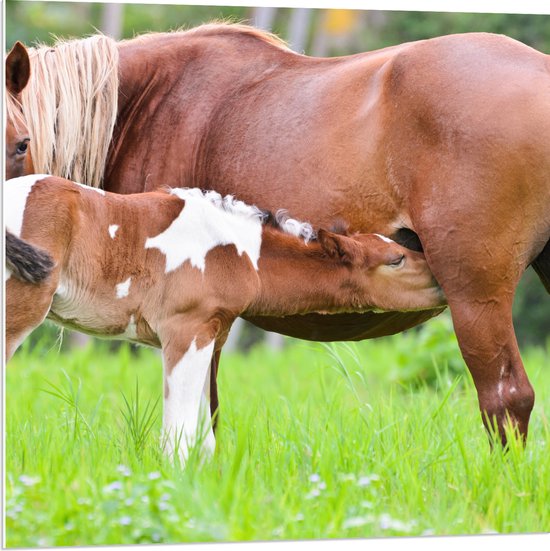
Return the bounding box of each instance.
[20,34,119,188]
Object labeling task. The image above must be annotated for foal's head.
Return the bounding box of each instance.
[317,229,445,311]
[5,42,33,179]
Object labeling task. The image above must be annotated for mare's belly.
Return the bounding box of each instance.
[244,309,445,341]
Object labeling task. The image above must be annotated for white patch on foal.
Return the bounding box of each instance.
[74,182,106,195]
[374,233,395,244]
[163,338,216,462]
[115,277,132,298]
[5,175,51,237]
[108,224,119,239]
[145,188,264,273]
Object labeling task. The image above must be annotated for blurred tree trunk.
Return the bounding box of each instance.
[100,3,124,40]
[252,6,277,30]
[68,330,92,349]
[288,8,312,53]
[224,318,245,352]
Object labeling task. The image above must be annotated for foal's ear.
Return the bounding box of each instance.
[318,229,360,264]
[6,41,31,95]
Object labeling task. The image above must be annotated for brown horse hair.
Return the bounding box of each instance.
[126,21,291,51]
[16,23,290,189]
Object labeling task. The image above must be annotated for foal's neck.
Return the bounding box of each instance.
[247,229,361,317]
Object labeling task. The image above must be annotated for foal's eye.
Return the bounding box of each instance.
[389,254,405,268]
[16,139,30,155]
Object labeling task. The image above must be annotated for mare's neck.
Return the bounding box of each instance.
[246,229,363,317]
[107,34,290,193]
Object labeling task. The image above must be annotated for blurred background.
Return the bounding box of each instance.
[5,1,550,351]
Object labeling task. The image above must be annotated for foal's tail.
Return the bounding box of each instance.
[5,231,55,283]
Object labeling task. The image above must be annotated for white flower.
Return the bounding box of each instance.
[19,475,41,486]
[309,473,321,483]
[103,481,123,492]
[119,516,132,526]
[117,465,132,477]
[379,513,417,533]
[305,488,321,500]
[357,474,380,487]
[148,471,161,480]
[343,515,373,529]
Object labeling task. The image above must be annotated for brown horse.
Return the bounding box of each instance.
[5,174,443,461]
[5,24,550,445]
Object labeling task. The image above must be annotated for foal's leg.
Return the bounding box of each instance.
[5,277,57,361]
[208,349,221,432]
[159,319,221,463]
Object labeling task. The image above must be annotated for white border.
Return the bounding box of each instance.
[8,0,550,16]
[2,1,550,550]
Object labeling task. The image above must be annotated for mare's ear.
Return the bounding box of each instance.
[317,229,360,265]
[6,41,31,95]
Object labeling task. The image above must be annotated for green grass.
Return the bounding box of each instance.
[5,318,550,546]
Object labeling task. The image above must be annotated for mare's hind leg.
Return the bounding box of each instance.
[5,277,56,361]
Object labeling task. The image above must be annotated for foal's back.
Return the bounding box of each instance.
[5,175,261,348]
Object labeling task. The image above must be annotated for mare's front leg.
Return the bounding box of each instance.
[159,316,226,464]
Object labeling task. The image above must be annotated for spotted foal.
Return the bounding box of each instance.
[5,175,445,463]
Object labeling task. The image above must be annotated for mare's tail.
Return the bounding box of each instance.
[5,231,55,283]
[533,239,550,294]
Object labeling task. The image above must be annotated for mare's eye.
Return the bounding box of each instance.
[16,139,30,155]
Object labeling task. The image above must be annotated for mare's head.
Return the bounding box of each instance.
[5,42,33,179]
[317,229,446,311]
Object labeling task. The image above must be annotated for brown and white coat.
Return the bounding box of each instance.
[5,175,444,462]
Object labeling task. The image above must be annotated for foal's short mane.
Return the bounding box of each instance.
[171,188,316,243]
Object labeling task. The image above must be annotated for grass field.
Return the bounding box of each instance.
[4,316,550,547]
